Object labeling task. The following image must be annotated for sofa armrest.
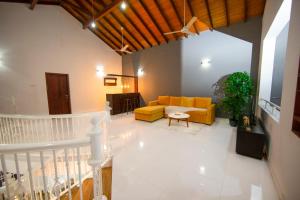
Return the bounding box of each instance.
[148,100,159,106]
[207,104,216,124]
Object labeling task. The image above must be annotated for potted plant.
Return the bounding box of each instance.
[221,72,254,127]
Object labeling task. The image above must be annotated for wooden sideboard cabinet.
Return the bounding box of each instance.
[106,93,140,115]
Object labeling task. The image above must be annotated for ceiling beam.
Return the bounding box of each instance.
[244,0,248,22]
[81,0,137,51]
[169,0,187,37]
[98,0,144,50]
[224,0,229,26]
[72,0,121,52]
[102,17,138,51]
[83,0,123,29]
[153,0,178,39]
[120,10,152,48]
[204,0,214,30]
[30,0,38,9]
[139,0,168,43]
[127,2,161,45]
[186,0,200,34]
[110,12,144,50]
[61,0,89,16]
[61,3,120,54]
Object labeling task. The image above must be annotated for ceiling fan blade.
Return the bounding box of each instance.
[121,44,129,51]
[186,16,198,29]
[124,50,132,54]
[164,30,182,35]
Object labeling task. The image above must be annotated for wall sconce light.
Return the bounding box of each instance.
[137,68,144,77]
[201,58,211,67]
[96,65,105,77]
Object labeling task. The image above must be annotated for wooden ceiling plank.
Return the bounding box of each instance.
[186,0,200,34]
[83,0,123,29]
[169,0,183,27]
[224,0,230,26]
[204,0,214,30]
[120,10,152,48]
[169,0,188,37]
[86,0,138,51]
[128,1,161,45]
[153,0,179,39]
[98,0,144,49]
[30,0,38,9]
[110,12,144,49]
[62,0,90,16]
[62,3,120,54]
[139,0,168,43]
[102,17,138,51]
[97,21,123,48]
[74,0,122,50]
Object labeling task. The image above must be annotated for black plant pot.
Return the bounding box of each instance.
[229,118,238,127]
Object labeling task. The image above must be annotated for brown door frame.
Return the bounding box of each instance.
[45,72,72,114]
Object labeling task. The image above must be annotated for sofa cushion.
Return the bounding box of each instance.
[170,96,182,106]
[194,97,212,108]
[134,105,165,115]
[181,97,194,107]
[165,106,207,115]
[158,96,170,105]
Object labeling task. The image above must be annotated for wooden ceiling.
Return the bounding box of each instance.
[2,0,266,55]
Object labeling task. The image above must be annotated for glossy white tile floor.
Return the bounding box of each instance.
[108,114,278,200]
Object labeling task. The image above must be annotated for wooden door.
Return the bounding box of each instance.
[45,73,71,114]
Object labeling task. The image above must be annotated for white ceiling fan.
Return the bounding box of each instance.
[114,27,132,54]
[164,0,198,36]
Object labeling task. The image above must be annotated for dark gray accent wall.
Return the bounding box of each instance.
[122,41,181,104]
[181,30,252,98]
[122,17,262,105]
[270,23,289,106]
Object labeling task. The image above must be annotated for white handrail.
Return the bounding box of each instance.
[0,102,112,200]
[0,111,109,144]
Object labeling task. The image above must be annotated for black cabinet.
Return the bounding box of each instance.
[236,122,266,159]
[106,93,140,115]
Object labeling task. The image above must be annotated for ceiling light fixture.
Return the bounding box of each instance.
[91,21,96,28]
[91,0,96,28]
[121,0,127,10]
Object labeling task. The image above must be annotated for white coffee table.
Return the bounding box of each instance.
[168,112,190,127]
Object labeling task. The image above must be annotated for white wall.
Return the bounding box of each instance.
[0,3,122,114]
[257,0,300,199]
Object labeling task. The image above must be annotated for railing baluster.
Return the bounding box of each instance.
[76,147,83,200]
[40,151,48,200]
[50,118,54,142]
[16,119,22,143]
[21,119,26,142]
[66,118,70,139]
[60,119,64,140]
[4,118,11,144]
[0,118,4,143]
[55,118,59,140]
[26,152,35,200]
[1,154,10,200]
[64,148,72,200]
[43,119,48,142]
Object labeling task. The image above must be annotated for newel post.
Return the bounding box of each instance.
[103,101,112,157]
[88,113,106,200]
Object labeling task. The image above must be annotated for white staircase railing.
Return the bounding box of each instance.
[0,102,112,200]
[0,110,110,144]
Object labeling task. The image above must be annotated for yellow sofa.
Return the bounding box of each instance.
[134,96,215,125]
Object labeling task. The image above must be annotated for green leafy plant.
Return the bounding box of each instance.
[221,72,254,125]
